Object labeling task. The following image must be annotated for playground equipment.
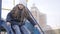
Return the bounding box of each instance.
[0,20,14,34]
[0,19,42,34]
[0,11,44,34]
[0,0,44,34]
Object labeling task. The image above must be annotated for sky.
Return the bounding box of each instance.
[27,0,60,29]
[2,0,60,29]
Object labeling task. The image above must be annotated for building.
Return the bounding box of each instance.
[30,4,60,34]
[30,4,47,29]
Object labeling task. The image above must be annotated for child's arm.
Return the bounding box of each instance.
[25,7,37,26]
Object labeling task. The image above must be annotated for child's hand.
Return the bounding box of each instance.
[34,23,38,27]
[7,22,11,26]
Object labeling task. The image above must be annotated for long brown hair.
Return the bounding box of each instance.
[11,4,27,21]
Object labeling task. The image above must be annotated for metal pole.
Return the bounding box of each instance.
[28,10,45,34]
[0,0,2,34]
[0,0,2,19]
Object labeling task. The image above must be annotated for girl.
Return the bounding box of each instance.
[6,4,37,34]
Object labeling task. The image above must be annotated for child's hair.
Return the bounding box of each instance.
[10,4,28,21]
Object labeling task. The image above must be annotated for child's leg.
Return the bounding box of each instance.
[12,25,21,34]
[21,25,31,34]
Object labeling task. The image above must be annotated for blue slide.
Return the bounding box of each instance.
[0,20,41,34]
[0,20,14,34]
[24,20,41,34]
